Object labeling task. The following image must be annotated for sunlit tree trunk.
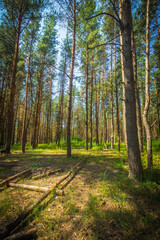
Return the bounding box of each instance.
[119,0,127,145]
[90,58,93,149]
[103,52,108,149]
[12,105,18,146]
[143,0,152,167]
[110,40,114,149]
[58,57,66,146]
[153,76,160,136]
[67,0,76,157]
[95,72,99,145]
[21,37,33,153]
[32,57,45,149]
[114,21,120,151]
[120,0,143,180]
[131,28,143,152]
[85,45,89,150]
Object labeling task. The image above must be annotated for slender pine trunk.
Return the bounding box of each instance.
[90,58,93,149]
[95,72,99,145]
[143,0,152,167]
[5,1,23,153]
[114,22,120,152]
[103,52,108,149]
[131,28,143,152]
[119,0,127,145]
[67,0,76,157]
[110,40,114,149]
[21,37,33,153]
[85,45,89,150]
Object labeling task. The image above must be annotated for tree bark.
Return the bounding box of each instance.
[95,72,99,145]
[119,0,127,144]
[0,74,9,146]
[21,37,33,153]
[5,1,23,153]
[114,21,120,151]
[67,0,76,157]
[131,27,143,152]
[143,0,152,167]
[85,45,89,150]
[120,0,143,180]
[110,40,114,149]
[12,102,18,146]
[32,57,45,149]
[103,52,108,149]
[97,71,101,144]
[0,169,31,187]
[56,56,66,146]
[90,58,93,149]
[153,76,160,136]
[4,228,37,240]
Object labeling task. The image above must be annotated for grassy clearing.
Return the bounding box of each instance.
[0,140,160,239]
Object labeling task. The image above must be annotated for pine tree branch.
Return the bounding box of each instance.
[86,12,124,29]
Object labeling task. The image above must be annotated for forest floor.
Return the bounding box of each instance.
[0,146,160,240]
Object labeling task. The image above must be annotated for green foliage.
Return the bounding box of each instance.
[0,167,5,173]
[113,159,125,168]
[145,181,158,190]
[11,143,32,151]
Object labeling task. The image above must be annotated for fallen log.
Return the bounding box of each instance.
[8,182,64,195]
[0,170,32,188]
[4,228,37,240]
[8,183,49,193]
[32,168,62,180]
[0,155,89,240]
[0,190,50,240]
[56,155,89,187]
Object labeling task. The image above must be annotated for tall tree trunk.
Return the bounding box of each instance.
[143,0,152,167]
[58,57,66,146]
[119,0,127,145]
[67,0,76,157]
[110,40,114,149]
[120,0,143,180]
[0,78,9,146]
[95,72,99,145]
[103,52,108,149]
[0,64,7,107]
[85,45,89,150]
[0,70,8,142]
[90,58,93,149]
[32,59,44,149]
[155,8,160,47]
[131,27,143,152]
[5,1,23,153]
[45,71,52,144]
[12,101,18,146]
[154,76,160,136]
[114,22,120,152]
[49,72,52,144]
[21,37,33,153]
